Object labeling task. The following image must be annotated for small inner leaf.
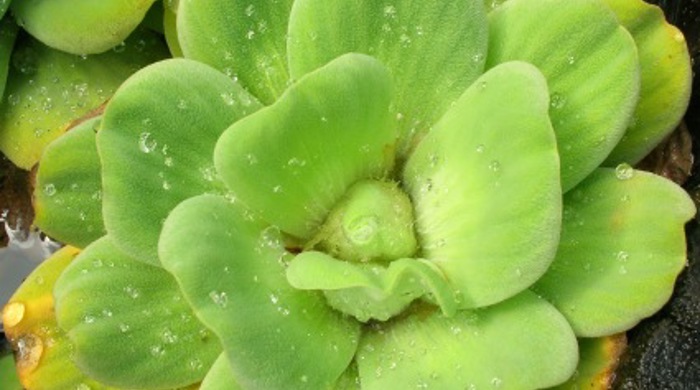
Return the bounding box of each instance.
[287,251,456,322]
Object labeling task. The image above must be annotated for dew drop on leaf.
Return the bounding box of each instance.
[138,132,157,153]
[615,163,634,180]
[209,290,228,308]
[43,183,56,196]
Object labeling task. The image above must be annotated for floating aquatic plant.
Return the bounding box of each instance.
[2,0,695,388]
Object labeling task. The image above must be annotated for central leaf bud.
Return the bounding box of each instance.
[314,179,418,262]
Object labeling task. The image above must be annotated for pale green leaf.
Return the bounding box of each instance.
[357,291,578,389]
[288,0,487,156]
[404,61,561,309]
[487,0,640,190]
[54,237,221,389]
[99,58,261,265]
[34,117,104,248]
[159,194,360,390]
[533,168,695,336]
[214,53,395,240]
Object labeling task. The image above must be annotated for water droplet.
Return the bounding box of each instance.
[164,157,174,167]
[188,357,204,371]
[3,302,25,327]
[124,285,140,299]
[619,265,628,275]
[177,99,188,110]
[475,144,485,153]
[75,383,91,390]
[478,81,487,90]
[119,323,131,333]
[272,185,283,193]
[220,92,237,106]
[489,160,501,172]
[566,54,576,65]
[138,132,157,153]
[246,153,258,165]
[550,93,567,110]
[269,293,280,305]
[150,345,165,358]
[491,377,503,388]
[43,183,57,196]
[245,4,255,16]
[209,291,228,308]
[616,251,629,262]
[246,30,256,39]
[112,41,126,53]
[162,328,178,344]
[383,5,397,18]
[615,163,634,180]
[472,53,484,63]
[83,314,96,324]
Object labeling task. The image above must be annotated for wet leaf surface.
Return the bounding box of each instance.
[613,0,700,387]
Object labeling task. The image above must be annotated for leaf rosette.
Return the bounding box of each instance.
[10,0,695,389]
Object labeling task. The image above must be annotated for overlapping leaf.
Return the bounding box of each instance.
[54,237,221,389]
[487,0,640,190]
[534,168,695,336]
[214,53,395,240]
[11,0,158,54]
[288,0,488,155]
[159,195,360,390]
[99,58,261,264]
[404,61,561,308]
[34,116,104,248]
[0,28,168,169]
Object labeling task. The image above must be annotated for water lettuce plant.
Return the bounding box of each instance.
[2,0,696,388]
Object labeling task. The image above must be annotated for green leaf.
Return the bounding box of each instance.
[99,58,261,265]
[404,61,561,309]
[288,0,488,156]
[200,354,242,390]
[486,0,640,191]
[533,167,695,337]
[11,0,157,54]
[54,237,221,389]
[602,0,693,165]
[0,0,11,19]
[0,352,21,390]
[164,3,183,57]
[214,53,395,240]
[287,251,456,322]
[177,0,294,104]
[2,246,116,390]
[34,116,104,248]
[0,28,168,169]
[550,335,626,390]
[357,291,578,389]
[159,194,360,390]
[0,15,18,102]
